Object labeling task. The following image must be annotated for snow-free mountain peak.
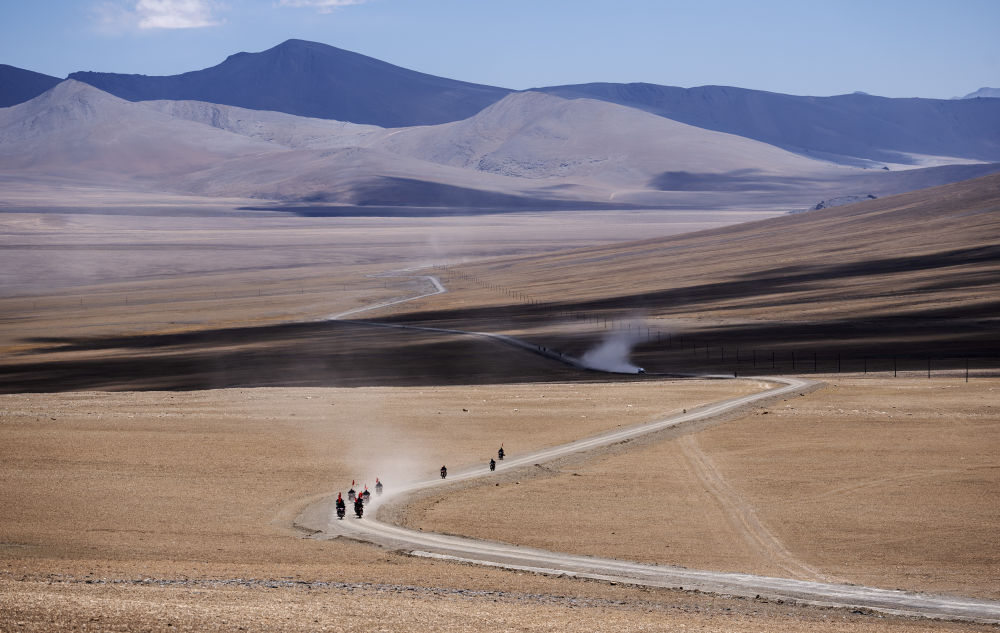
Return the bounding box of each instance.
[67,39,512,127]
[958,87,1000,99]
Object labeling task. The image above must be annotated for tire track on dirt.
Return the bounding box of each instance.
[677,434,831,582]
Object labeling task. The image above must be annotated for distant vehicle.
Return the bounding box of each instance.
[637,367,646,374]
[440,465,448,479]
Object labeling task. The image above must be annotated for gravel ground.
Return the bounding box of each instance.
[3,571,992,633]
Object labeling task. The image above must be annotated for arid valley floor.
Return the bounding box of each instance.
[1,178,999,631]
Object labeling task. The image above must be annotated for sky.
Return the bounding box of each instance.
[1,0,997,99]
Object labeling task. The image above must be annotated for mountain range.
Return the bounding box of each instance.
[959,87,1000,99]
[0,64,61,108]
[2,39,999,210]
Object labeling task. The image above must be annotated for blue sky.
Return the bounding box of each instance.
[1,0,997,99]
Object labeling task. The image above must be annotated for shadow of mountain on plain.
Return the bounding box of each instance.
[649,169,820,192]
[0,321,585,393]
[343,177,648,210]
[5,243,997,393]
[377,246,1000,324]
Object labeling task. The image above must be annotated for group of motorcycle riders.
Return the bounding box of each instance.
[335,478,382,519]
[336,445,506,519]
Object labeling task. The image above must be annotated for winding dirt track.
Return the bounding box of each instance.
[302,274,1000,624]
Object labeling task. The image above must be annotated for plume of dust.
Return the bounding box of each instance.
[580,329,644,374]
[338,423,432,503]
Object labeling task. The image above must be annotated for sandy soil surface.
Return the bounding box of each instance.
[408,377,1000,600]
[0,380,748,565]
[6,381,956,632]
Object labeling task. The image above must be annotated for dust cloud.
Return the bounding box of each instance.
[580,330,644,374]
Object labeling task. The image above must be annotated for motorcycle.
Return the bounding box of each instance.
[336,504,346,520]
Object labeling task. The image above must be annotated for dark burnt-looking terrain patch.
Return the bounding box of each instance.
[0,321,585,393]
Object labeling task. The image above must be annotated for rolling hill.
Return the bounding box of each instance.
[370,90,850,197]
[0,80,284,185]
[38,39,998,168]
[3,79,999,210]
[67,39,512,128]
[536,83,1000,166]
[0,81,856,207]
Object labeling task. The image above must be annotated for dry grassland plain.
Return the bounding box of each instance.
[2,382,993,633]
[409,377,1000,600]
[1,188,998,631]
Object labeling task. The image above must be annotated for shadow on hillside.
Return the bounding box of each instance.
[5,244,998,392]
[626,313,1000,376]
[377,246,1000,326]
[0,321,586,393]
[649,169,818,192]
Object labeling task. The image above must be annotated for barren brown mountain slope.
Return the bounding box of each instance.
[378,173,1000,373]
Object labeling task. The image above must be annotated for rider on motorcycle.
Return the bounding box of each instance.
[335,493,346,518]
[354,494,364,518]
[489,458,496,471]
[498,445,505,460]
[440,465,447,479]
[362,487,371,504]
[375,478,383,496]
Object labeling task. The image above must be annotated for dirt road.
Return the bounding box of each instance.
[301,273,1000,624]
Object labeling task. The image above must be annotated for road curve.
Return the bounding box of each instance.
[301,272,1000,624]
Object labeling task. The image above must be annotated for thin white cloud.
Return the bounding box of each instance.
[91,0,222,32]
[136,0,221,29]
[278,0,370,13]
